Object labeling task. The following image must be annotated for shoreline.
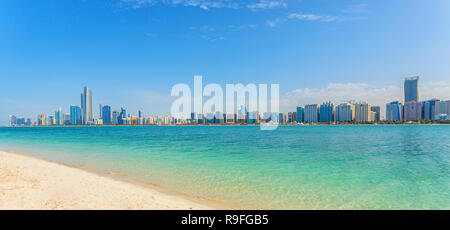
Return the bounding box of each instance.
[0,149,221,210]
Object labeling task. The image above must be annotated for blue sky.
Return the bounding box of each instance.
[1,0,450,123]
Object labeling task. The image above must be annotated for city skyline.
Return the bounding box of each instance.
[2,1,450,124]
[7,77,450,126]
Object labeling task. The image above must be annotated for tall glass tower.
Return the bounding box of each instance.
[404,77,419,103]
[81,86,93,125]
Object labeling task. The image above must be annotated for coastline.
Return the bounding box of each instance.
[0,150,217,210]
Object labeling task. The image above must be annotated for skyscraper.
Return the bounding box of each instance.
[81,86,93,125]
[99,103,103,120]
[319,102,334,122]
[403,101,422,121]
[434,100,450,120]
[70,105,82,125]
[370,106,381,121]
[386,101,403,121]
[336,103,354,122]
[355,103,375,123]
[296,106,303,123]
[118,108,126,125]
[423,99,439,120]
[112,110,120,125]
[304,104,319,123]
[404,77,419,103]
[102,105,112,125]
[55,107,63,125]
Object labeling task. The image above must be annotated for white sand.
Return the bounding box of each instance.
[0,150,212,210]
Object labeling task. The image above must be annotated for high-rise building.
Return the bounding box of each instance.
[319,102,334,122]
[370,106,381,121]
[296,106,303,123]
[112,110,120,125]
[81,86,93,125]
[434,100,450,120]
[386,101,403,121]
[403,101,422,121]
[63,113,71,125]
[102,105,112,125]
[336,103,354,122]
[404,77,419,103]
[37,114,47,126]
[55,107,63,125]
[8,115,17,126]
[304,104,319,123]
[355,103,375,123]
[99,103,103,120]
[70,105,82,125]
[118,108,126,125]
[423,99,440,120]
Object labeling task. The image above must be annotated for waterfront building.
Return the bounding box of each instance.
[370,106,381,121]
[63,113,71,125]
[99,103,103,120]
[319,102,334,122]
[112,110,119,125]
[355,103,375,123]
[434,100,450,120]
[386,101,403,121]
[403,101,422,121]
[248,112,258,124]
[118,108,126,125]
[8,115,17,126]
[47,116,56,125]
[304,104,319,123]
[237,106,247,123]
[296,107,303,123]
[423,99,440,120]
[55,107,63,125]
[336,103,354,122]
[102,105,112,125]
[288,112,294,123]
[404,77,419,103]
[70,105,82,125]
[81,86,93,124]
[278,113,285,124]
[37,114,47,126]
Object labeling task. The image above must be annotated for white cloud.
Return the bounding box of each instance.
[247,0,287,10]
[280,81,450,118]
[121,0,239,10]
[288,13,337,22]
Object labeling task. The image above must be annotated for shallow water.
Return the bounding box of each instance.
[0,125,449,209]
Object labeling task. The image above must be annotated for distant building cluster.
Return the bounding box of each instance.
[7,77,450,126]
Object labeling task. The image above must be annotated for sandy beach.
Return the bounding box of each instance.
[0,150,212,210]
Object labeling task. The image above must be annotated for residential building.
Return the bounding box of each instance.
[336,103,354,122]
[296,106,303,123]
[371,106,381,122]
[386,101,403,121]
[102,105,112,125]
[70,105,82,125]
[355,103,375,123]
[319,102,334,122]
[304,104,319,123]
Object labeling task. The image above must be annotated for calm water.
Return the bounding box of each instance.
[0,125,449,209]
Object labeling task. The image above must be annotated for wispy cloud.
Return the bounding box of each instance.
[121,0,239,10]
[247,0,287,10]
[189,24,257,41]
[266,13,338,27]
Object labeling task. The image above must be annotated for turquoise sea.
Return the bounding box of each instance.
[0,125,449,209]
